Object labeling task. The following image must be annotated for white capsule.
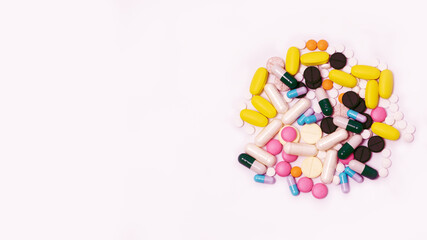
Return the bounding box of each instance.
[245,143,277,167]
[283,142,318,156]
[282,98,311,125]
[264,83,289,114]
[382,158,392,168]
[254,119,283,147]
[347,135,363,149]
[271,64,286,79]
[315,88,329,101]
[336,163,345,173]
[321,150,338,184]
[316,129,349,151]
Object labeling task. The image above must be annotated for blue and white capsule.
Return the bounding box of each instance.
[254,174,275,184]
[297,108,314,125]
[287,86,308,98]
[339,172,350,193]
[347,109,367,123]
[344,166,364,183]
[286,176,299,196]
[305,113,324,124]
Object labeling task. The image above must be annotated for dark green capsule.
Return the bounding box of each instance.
[346,119,363,134]
[338,143,354,159]
[319,98,333,116]
[280,72,298,89]
[361,164,379,179]
[238,153,256,169]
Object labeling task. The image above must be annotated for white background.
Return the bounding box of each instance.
[0,0,426,239]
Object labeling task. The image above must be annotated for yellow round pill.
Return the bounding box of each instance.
[300,124,323,144]
[301,157,323,178]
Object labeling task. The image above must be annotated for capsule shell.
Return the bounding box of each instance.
[250,67,268,95]
[316,129,348,151]
[338,135,363,159]
[316,88,333,116]
[297,108,314,125]
[344,166,364,183]
[328,70,357,88]
[305,113,323,124]
[254,174,275,184]
[240,109,268,127]
[300,52,330,66]
[285,47,300,75]
[321,150,338,184]
[254,119,283,147]
[264,83,289,113]
[245,143,276,167]
[339,172,350,193]
[287,176,299,196]
[287,87,307,98]
[365,80,379,109]
[251,95,277,118]
[347,109,367,123]
[371,122,400,140]
[282,98,311,125]
[238,153,267,174]
[349,160,378,179]
[351,65,381,80]
[379,70,393,99]
[333,117,363,134]
[284,142,318,156]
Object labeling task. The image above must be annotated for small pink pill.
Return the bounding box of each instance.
[312,183,328,199]
[281,126,297,142]
[282,150,298,162]
[297,177,313,193]
[371,107,387,122]
[266,139,283,155]
[275,161,291,177]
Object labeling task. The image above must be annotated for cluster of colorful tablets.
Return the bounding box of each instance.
[235,39,416,199]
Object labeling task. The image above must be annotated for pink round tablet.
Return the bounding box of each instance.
[282,150,298,162]
[371,107,387,122]
[339,153,354,165]
[266,139,283,155]
[312,183,328,199]
[297,177,313,193]
[275,161,291,177]
[281,126,297,142]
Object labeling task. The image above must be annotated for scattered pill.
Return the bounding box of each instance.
[359,89,366,98]
[306,39,317,50]
[241,109,268,127]
[306,90,316,100]
[404,124,416,134]
[304,66,322,89]
[317,40,328,51]
[284,142,318,156]
[343,49,354,58]
[396,120,407,129]
[348,58,358,66]
[312,183,328,199]
[287,176,300,196]
[254,174,276,184]
[266,167,276,176]
[361,129,372,139]
[326,46,336,55]
[336,162,345,173]
[339,152,354,165]
[297,177,313,193]
[339,172,350,193]
[281,126,297,142]
[246,143,277,167]
[282,98,311,125]
[264,84,289,114]
[301,52,330,66]
[286,47,301,75]
[338,135,363,159]
[300,124,323,144]
[371,122,400,140]
[333,175,341,185]
[347,109,367,123]
[321,150,338,184]
[301,157,323,178]
[275,161,292,177]
[295,40,306,49]
[291,166,302,178]
[351,65,380,80]
[381,158,392,169]
[403,133,414,143]
[333,116,363,134]
[344,166,364,183]
[282,150,298,162]
[322,79,333,90]
[384,116,395,125]
[250,67,268,95]
[342,91,360,109]
[297,108,314,126]
[361,113,373,129]
[348,160,378,179]
[378,62,388,71]
[389,94,399,103]
[378,168,389,178]
[266,139,283,155]
[238,153,267,174]
[316,129,348,151]
[271,65,298,89]
[379,98,390,108]
[320,63,331,69]
[243,124,256,135]
[381,148,391,158]
[295,73,304,81]
[371,107,387,122]
[329,52,347,69]
[234,115,244,128]
[389,103,399,112]
[367,136,385,153]
[335,44,345,52]
[320,117,337,134]
[393,111,404,121]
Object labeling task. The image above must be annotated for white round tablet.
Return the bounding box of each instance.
[382,158,392,169]
[343,49,354,58]
[320,63,331,69]
[306,90,316,100]
[343,66,351,73]
[295,40,306,49]
[326,46,336,55]
[295,73,303,81]
[394,111,404,121]
[378,62,388,71]
[336,163,345,173]
[333,83,343,90]
[384,116,395,125]
[234,116,244,128]
[359,89,366,98]
[389,103,399,112]
[266,167,276,177]
[397,120,407,129]
[361,129,372,139]
[404,124,416,134]
[389,95,399,103]
[335,44,345,53]
[333,175,341,185]
[317,150,326,159]
[358,79,368,89]
[379,99,390,108]
[379,168,389,178]
[328,88,339,98]
[244,125,255,135]
[321,69,329,78]
[381,148,391,158]
[244,91,253,100]
[330,98,337,107]
[352,86,360,94]
[403,133,414,143]
[348,58,358,66]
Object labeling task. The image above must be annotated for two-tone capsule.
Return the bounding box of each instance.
[287,175,299,196]
[339,172,350,193]
[297,108,314,125]
[287,86,307,98]
[347,109,367,123]
[338,135,363,159]
[271,65,298,89]
[238,153,267,174]
[254,174,276,184]
[305,113,324,124]
[333,116,363,134]
[315,88,333,116]
[344,166,364,183]
[348,160,378,180]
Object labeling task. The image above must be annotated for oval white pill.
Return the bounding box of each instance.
[389,103,399,112]
[336,163,345,173]
[397,120,407,129]
[379,168,389,178]
[328,88,339,98]
[404,124,416,134]
[381,148,391,158]
[344,49,354,58]
[335,44,345,52]
[348,58,358,66]
[307,90,316,100]
[333,175,341,185]
[244,125,256,135]
[394,111,404,121]
[361,129,372,139]
[384,116,395,125]
[403,133,414,143]
[266,167,276,177]
[326,46,336,55]
[382,158,392,168]
[389,95,399,103]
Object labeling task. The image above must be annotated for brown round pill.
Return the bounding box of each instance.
[304,66,322,89]
[368,136,385,152]
[342,91,361,109]
[321,117,337,134]
[354,146,372,163]
[329,52,347,69]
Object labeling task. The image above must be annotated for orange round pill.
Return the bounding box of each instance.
[317,39,328,51]
[291,166,302,178]
[338,93,345,104]
[322,79,333,90]
[306,39,317,51]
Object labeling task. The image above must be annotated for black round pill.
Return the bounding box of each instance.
[329,52,347,69]
[295,82,308,99]
[352,99,366,113]
[368,136,385,153]
[342,91,361,109]
[362,113,373,129]
[303,66,322,89]
[354,146,372,163]
[320,117,337,134]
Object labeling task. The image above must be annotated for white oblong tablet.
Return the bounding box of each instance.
[254,119,283,147]
[245,143,276,167]
[284,142,318,156]
[281,98,311,125]
[321,150,338,184]
[264,83,289,114]
[316,129,349,151]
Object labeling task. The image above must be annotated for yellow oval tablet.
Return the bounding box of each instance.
[300,52,329,66]
[365,80,379,109]
[240,109,268,127]
[328,70,357,88]
[285,47,300,75]
[301,157,323,178]
[371,122,400,140]
[249,67,268,95]
[251,95,277,118]
[379,69,393,99]
[351,65,381,80]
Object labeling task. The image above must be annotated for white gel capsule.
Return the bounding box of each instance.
[254,119,283,147]
[316,129,349,151]
[283,142,318,156]
[264,83,289,114]
[320,150,338,184]
[282,98,311,125]
[245,143,277,167]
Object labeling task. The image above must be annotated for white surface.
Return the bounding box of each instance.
[0,1,426,240]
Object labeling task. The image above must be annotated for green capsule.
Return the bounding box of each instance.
[280,72,298,89]
[361,165,379,179]
[238,153,267,174]
[346,119,363,134]
[319,99,333,116]
[338,143,354,159]
[349,160,378,180]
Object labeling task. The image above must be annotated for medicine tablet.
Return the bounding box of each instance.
[320,63,331,69]
[333,144,343,151]
[291,166,302,178]
[301,157,323,178]
[353,99,367,113]
[244,125,256,135]
[266,139,283,155]
[330,98,337,107]
[295,40,306,49]
[336,163,345,173]
[366,58,379,67]
[389,103,399,112]
[379,168,389,178]
[359,79,368,89]
[397,120,407,129]
[394,111,404,121]
[352,86,360,94]
[381,148,391,158]
[275,161,292,177]
[362,113,373,129]
[384,116,395,125]
[301,124,323,144]
[317,150,327,159]
[404,124,416,134]
[304,67,322,89]
[317,40,328,51]
[306,90,316,100]
[321,69,329,78]
[334,83,343,90]
[282,151,298,162]
[295,73,304,81]
[343,49,354,58]
[403,133,414,143]
[378,62,388,71]
[389,95,399,103]
[266,167,276,177]
[361,129,372,139]
[326,46,336,55]
[348,58,358,66]
[234,115,245,128]
[335,44,345,53]
[371,107,387,122]
[339,153,354,165]
[281,126,297,142]
[342,91,360,109]
[382,158,392,169]
[328,88,339,98]
[297,177,313,193]
[333,175,341,185]
[359,89,366,98]
[312,183,328,199]
[343,66,352,73]
[353,146,372,163]
[330,53,347,69]
[379,98,390,108]
[321,117,338,134]
[368,136,385,152]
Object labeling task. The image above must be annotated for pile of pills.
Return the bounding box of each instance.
[235,39,416,199]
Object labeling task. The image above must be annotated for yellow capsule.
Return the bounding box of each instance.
[351,65,381,80]
[379,69,393,99]
[251,95,277,118]
[285,47,300,75]
[300,52,329,66]
[328,70,357,88]
[371,122,400,140]
[249,67,268,95]
[365,80,379,109]
[240,109,268,127]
